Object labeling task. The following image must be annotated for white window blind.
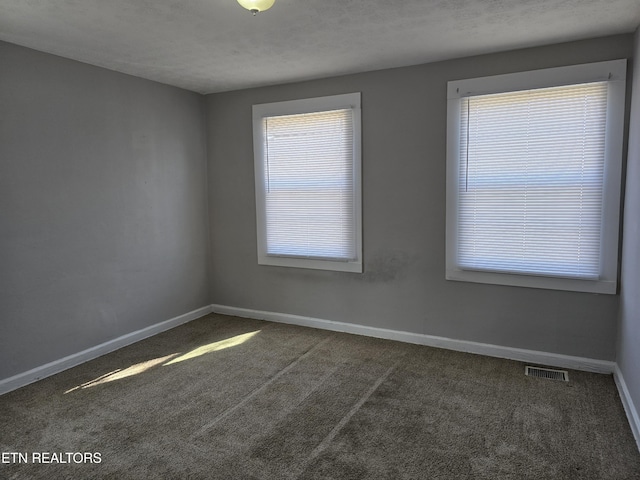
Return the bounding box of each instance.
[457,82,608,279]
[253,93,362,273]
[262,108,356,260]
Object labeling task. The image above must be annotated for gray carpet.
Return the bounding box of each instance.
[1,313,639,479]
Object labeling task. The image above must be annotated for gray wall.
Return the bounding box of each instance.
[617,28,640,422]
[1,33,632,383]
[207,34,633,361]
[0,42,210,379]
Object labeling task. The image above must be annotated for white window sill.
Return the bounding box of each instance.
[446,268,616,294]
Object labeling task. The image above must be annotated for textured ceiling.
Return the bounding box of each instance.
[1,0,639,94]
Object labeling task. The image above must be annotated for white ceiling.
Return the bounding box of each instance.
[1,0,639,94]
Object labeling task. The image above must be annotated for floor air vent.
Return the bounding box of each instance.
[525,366,568,382]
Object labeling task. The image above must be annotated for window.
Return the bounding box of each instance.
[253,93,362,272]
[446,60,626,294]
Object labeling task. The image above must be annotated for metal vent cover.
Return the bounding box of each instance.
[525,366,569,382]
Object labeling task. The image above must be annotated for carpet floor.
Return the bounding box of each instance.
[1,313,639,479]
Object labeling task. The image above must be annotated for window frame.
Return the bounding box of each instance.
[446,60,626,294]
[252,92,363,273]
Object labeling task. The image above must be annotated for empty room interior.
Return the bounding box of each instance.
[2,0,640,478]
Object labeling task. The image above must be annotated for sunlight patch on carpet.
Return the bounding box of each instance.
[163,331,260,366]
[64,354,179,393]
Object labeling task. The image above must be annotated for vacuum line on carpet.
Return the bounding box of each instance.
[191,335,334,438]
[292,359,402,479]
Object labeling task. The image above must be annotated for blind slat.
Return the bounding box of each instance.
[457,82,608,279]
[263,109,356,260]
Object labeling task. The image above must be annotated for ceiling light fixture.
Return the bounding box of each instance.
[237,0,275,15]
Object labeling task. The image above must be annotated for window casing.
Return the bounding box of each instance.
[253,93,362,272]
[446,60,626,294]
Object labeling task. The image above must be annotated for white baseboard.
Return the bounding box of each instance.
[211,304,615,374]
[0,305,212,396]
[614,364,640,452]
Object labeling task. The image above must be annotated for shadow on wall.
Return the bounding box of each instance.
[358,250,415,283]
